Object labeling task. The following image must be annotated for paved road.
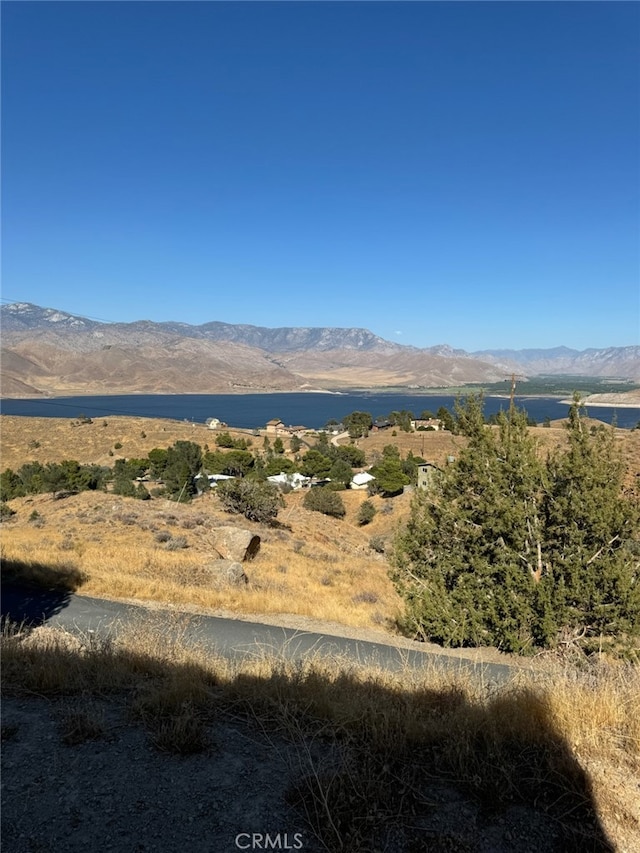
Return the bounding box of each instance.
[2,587,519,685]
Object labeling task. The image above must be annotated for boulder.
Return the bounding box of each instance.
[204,559,248,587]
[209,526,260,562]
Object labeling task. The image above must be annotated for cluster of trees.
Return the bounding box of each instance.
[1,417,429,525]
[391,395,639,654]
[1,460,109,501]
[338,404,540,437]
[1,432,377,522]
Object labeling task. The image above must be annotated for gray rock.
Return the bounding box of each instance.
[209,526,260,562]
[204,560,248,587]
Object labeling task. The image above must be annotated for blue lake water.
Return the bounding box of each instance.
[1,393,638,429]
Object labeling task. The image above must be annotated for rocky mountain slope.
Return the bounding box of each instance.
[1,303,637,396]
[475,346,640,379]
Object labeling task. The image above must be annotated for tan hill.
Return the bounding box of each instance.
[1,334,305,396]
[0,332,506,397]
[579,389,640,407]
[1,302,636,396]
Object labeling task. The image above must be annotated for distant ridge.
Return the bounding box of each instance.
[1,303,637,397]
[1,303,400,353]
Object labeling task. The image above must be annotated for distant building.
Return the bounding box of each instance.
[267,472,311,490]
[195,473,234,490]
[411,418,442,431]
[206,417,225,430]
[266,418,286,435]
[371,419,393,432]
[350,471,376,490]
[417,463,442,491]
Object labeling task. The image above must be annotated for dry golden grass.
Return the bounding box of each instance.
[0,414,223,469]
[2,619,638,850]
[0,487,408,632]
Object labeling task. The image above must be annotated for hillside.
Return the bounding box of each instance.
[1,303,637,396]
[2,414,639,851]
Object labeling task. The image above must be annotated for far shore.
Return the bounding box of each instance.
[569,401,640,409]
[2,387,639,411]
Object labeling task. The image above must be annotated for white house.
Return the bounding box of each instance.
[350,471,375,490]
[196,473,234,489]
[267,472,311,490]
[206,418,224,430]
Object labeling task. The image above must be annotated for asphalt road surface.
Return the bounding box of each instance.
[2,586,520,684]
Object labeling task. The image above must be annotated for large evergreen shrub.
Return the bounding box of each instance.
[216,478,284,523]
[303,487,346,518]
[391,395,639,654]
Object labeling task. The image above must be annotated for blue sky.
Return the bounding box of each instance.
[2,1,638,351]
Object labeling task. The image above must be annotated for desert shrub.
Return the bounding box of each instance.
[58,704,105,745]
[155,531,172,543]
[352,591,379,604]
[165,535,188,550]
[216,478,284,523]
[135,483,151,500]
[303,487,346,518]
[0,502,16,521]
[369,536,386,553]
[112,477,137,498]
[215,431,236,448]
[357,500,376,526]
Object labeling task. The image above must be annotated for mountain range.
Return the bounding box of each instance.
[1,302,638,397]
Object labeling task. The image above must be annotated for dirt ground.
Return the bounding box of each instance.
[4,684,636,853]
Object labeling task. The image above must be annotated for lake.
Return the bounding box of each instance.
[1,393,638,429]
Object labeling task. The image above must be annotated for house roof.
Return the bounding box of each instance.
[267,472,311,487]
[351,472,375,486]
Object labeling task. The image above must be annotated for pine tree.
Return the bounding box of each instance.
[391,394,640,654]
[541,395,640,644]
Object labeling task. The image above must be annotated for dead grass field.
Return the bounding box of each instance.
[0,485,409,632]
[0,414,219,470]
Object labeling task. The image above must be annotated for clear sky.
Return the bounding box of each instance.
[2,1,639,351]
